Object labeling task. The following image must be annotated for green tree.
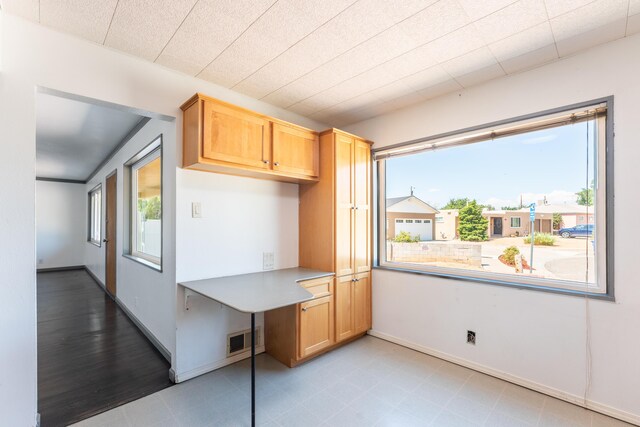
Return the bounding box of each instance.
[138,196,161,220]
[552,213,563,230]
[443,197,493,211]
[458,201,489,242]
[576,180,594,206]
[501,206,519,210]
[442,197,471,210]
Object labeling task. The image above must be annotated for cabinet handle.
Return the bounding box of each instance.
[262,160,270,164]
[274,162,280,166]
[301,307,308,312]
[355,206,359,210]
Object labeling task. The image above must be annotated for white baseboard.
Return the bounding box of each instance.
[367,330,640,426]
[173,346,266,383]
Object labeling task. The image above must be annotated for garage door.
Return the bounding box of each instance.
[396,219,432,241]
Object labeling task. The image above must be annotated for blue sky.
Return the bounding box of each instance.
[386,120,596,209]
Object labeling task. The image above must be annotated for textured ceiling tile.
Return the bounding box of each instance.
[489,22,555,61]
[550,0,628,41]
[1,0,39,21]
[40,0,118,44]
[237,0,433,103]
[105,0,197,61]
[473,0,548,45]
[555,17,627,57]
[457,0,518,20]
[207,0,355,88]
[398,0,471,45]
[455,63,506,87]
[628,14,640,37]
[499,43,557,74]
[543,0,593,18]
[156,0,273,76]
[421,25,485,63]
[400,64,451,91]
[367,81,416,102]
[380,44,438,78]
[441,47,497,77]
[417,79,464,100]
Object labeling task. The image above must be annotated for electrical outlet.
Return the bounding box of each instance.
[191,202,202,218]
[467,330,476,345]
[263,252,274,270]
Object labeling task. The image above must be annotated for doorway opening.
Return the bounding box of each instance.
[35,88,174,426]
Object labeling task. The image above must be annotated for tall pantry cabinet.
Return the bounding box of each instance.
[299,129,372,344]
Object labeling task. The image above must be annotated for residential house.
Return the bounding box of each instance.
[386,194,439,241]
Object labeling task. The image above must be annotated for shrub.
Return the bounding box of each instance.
[458,201,489,242]
[502,246,520,266]
[523,233,555,246]
[393,231,419,243]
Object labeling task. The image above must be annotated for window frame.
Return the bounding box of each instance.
[124,136,163,271]
[510,217,521,228]
[87,184,102,246]
[374,97,615,301]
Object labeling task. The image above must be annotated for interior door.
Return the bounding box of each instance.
[353,139,370,273]
[334,134,354,276]
[105,172,117,297]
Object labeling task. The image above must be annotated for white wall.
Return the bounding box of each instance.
[36,180,85,269]
[84,118,176,358]
[174,170,299,380]
[346,34,640,423]
[0,13,325,426]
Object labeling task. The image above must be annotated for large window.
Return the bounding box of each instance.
[376,100,612,298]
[127,140,162,267]
[88,184,102,246]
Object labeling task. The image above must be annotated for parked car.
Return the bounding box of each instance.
[559,224,593,238]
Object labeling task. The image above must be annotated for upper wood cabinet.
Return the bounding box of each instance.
[300,129,373,276]
[181,94,319,183]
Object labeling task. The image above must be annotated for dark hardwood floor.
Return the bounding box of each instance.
[37,269,173,426]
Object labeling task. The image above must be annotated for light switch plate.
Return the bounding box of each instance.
[263,252,274,270]
[192,202,202,218]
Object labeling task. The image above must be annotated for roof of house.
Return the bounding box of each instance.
[386,195,439,214]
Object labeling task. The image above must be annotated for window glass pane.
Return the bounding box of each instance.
[89,188,101,244]
[134,155,161,259]
[383,119,598,289]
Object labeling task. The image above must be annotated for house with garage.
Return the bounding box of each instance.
[386,193,438,241]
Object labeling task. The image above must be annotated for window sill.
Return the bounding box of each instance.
[373,265,614,302]
[123,254,162,272]
[87,241,101,248]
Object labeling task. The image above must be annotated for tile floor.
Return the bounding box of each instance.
[72,336,634,427]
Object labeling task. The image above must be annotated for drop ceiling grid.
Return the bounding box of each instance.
[269,0,634,120]
[1,0,638,127]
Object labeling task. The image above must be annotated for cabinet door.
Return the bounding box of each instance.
[353,139,371,273]
[353,272,371,335]
[335,134,354,276]
[299,296,334,358]
[202,99,271,169]
[335,275,354,342]
[272,123,319,178]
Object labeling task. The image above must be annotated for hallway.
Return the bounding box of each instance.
[37,269,173,426]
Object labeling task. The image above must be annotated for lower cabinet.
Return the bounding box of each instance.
[265,276,335,367]
[336,271,371,343]
[265,272,371,367]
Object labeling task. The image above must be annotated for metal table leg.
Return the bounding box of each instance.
[251,312,256,427]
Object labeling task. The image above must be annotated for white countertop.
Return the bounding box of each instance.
[179,268,334,313]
